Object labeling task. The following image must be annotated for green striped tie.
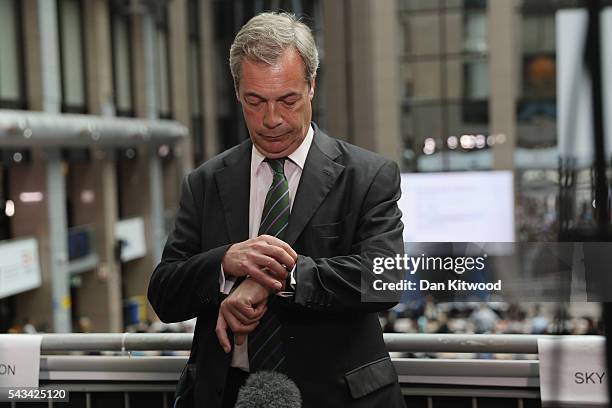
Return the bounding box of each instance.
[249,158,289,372]
[258,159,290,238]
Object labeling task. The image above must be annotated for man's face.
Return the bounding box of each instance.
[237,48,315,159]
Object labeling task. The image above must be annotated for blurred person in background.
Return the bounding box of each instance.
[470,303,499,334]
[148,11,406,408]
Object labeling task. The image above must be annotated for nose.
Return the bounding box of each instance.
[263,102,282,129]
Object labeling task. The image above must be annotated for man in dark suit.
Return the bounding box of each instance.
[148,12,406,408]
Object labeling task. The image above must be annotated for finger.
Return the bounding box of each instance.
[248,268,283,291]
[215,313,231,353]
[222,308,260,334]
[238,262,275,282]
[226,302,261,324]
[261,235,297,270]
[259,236,298,263]
[249,253,289,280]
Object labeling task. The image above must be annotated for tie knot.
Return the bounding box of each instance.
[266,158,286,175]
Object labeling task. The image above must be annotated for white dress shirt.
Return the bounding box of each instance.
[220,125,314,371]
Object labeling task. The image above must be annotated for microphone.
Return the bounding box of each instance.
[234,370,301,408]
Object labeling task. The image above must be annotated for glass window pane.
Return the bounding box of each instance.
[447,101,489,130]
[444,10,464,55]
[464,10,487,53]
[464,59,489,99]
[522,55,556,99]
[401,13,441,56]
[187,0,199,38]
[113,17,132,113]
[189,42,201,115]
[446,59,463,99]
[0,0,20,101]
[60,0,85,107]
[517,109,556,147]
[401,61,442,101]
[522,14,556,54]
[398,0,440,11]
[404,103,444,145]
[156,29,170,115]
[444,0,463,8]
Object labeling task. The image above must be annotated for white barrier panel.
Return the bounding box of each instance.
[0,238,41,299]
[538,337,608,406]
[0,335,42,387]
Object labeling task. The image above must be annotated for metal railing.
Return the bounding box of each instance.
[9,333,587,407]
[38,332,554,353]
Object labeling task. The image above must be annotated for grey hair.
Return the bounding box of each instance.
[229,12,319,93]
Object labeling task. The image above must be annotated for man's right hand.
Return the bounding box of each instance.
[222,235,297,291]
[216,278,269,352]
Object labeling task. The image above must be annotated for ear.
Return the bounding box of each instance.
[308,78,316,100]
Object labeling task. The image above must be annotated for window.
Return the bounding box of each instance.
[111,5,134,116]
[0,0,26,109]
[58,0,87,112]
[398,0,489,171]
[155,7,172,119]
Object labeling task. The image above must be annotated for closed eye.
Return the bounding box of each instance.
[245,96,263,106]
[282,98,298,106]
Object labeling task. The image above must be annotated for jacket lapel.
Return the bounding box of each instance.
[214,140,252,243]
[285,126,345,246]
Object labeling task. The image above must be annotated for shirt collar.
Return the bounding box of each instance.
[251,124,314,172]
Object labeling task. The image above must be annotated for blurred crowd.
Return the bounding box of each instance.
[382,298,601,336]
[8,301,601,337]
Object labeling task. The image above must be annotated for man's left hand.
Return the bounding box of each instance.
[216,278,271,353]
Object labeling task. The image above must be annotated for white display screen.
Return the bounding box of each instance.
[398,171,515,242]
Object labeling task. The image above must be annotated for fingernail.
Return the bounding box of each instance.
[275,282,282,289]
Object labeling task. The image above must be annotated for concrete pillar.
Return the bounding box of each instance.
[83,0,114,116]
[163,158,179,220]
[127,8,166,321]
[321,0,349,141]
[132,13,148,119]
[66,151,122,333]
[201,0,220,160]
[35,0,72,332]
[488,0,518,171]
[10,153,53,331]
[46,149,71,333]
[37,0,62,113]
[119,149,157,321]
[169,0,193,174]
[324,0,402,162]
[42,0,122,332]
[148,147,165,267]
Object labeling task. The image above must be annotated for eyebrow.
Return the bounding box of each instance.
[244,91,301,101]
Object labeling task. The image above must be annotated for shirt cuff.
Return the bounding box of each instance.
[277,265,296,298]
[290,265,297,287]
[219,265,236,294]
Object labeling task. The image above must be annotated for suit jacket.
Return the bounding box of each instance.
[148,125,406,408]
